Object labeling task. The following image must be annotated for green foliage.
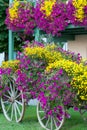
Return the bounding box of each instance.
[0,0,8,53]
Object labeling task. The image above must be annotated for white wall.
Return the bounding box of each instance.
[0,53,4,66]
[68,35,87,58]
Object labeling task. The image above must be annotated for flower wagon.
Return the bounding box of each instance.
[2,0,87,129]
[1,42,87,130]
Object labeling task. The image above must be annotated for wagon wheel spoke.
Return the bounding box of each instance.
[41,116,46,121]
[15,102,21,116]
[7,89,12,96]
[9,82,13,93]
[15,89,18,96]
[14,103,18,122]
[37,102,65,130]
[2,100,9,104]
[45,117,50,127]
[11,104,14,120]
[53,117,58,128]
[4,94,10,99]
[51,117,53,130]
[6,103,12,113]
[15,100,23,106]
[15,93,21,99]
[1,78,25,122]
[39,110,44,113]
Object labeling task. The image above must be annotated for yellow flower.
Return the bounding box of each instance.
[1,60,20,71]
[72,0,87,21]
[24,44,63,64]
[40,0,56,17]
[9,0,20,20]
[9,0,27,20]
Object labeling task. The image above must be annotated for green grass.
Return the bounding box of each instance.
[61,108,87,130]
[0,106,87,130]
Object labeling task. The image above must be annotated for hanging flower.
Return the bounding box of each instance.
[34,0,68,36]
[5,0,36,35]
[67,0,87,26]
[40,0,56,17]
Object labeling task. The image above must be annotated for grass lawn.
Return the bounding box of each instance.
[0,106,87,130]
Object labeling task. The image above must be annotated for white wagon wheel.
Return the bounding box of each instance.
[1,77,25,122]
[37,102,65,130]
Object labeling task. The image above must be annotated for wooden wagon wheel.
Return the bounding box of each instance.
[37,102,65,130]
[1,77,25,122]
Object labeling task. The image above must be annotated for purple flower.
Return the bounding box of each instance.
[48,110,52,116]
[5,2,36,36]
[34,2,69,36]
[74,107,79,111]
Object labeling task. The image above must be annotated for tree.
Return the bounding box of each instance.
[0,0,8,54]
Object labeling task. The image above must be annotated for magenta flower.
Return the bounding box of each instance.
[74,107,79,111]
[34,2,68,36]
[5,2,36,36]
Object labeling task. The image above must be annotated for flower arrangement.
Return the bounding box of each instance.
[34,0,87,36]
[1,41,87,121]
[46,58,87,101]
[5,0,36,35]
[5,0,87,37]
[34,0,68,36]
[67,0,87,26]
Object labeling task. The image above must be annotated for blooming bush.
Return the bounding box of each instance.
[5,0,36,35]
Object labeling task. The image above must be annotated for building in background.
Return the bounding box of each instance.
[68,35,87,58]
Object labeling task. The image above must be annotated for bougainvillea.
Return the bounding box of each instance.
[5,0,36,35]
